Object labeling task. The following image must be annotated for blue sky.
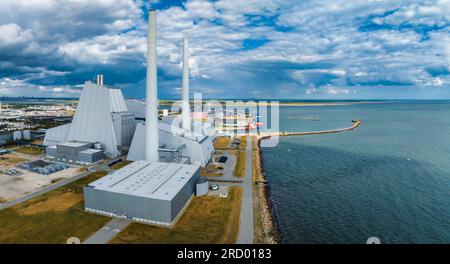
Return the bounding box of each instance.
[0,0,449,99]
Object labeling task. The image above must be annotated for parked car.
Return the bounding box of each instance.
[210,184,219,191]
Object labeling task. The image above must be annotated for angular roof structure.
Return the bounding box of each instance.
[44,81,132,158]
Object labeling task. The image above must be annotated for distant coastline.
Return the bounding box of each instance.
[158,100,391,107]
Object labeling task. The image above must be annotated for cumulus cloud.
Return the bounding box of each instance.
[306,86,352,95]
[0,0,449,98]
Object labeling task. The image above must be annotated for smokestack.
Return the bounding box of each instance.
[145,10,159,162]
[96,74,104,86]
[182,36,190,130]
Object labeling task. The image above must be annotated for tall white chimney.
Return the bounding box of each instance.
[96,74,104,86]
[145,10,159,162]
[182,36,191,130]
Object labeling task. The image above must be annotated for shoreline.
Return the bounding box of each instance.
[159,101,389,107]
[252,120,362,243]
[252,137,280,244]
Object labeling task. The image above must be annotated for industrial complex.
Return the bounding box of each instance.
[46,141,104,165]
[81,10,210,225]
[0,8,257,241]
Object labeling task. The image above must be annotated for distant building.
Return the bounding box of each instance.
[13,129,46,142]
[46,141,104,164]
[84,160,200,225]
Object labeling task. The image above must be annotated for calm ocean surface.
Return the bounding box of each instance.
[260,101,450,243]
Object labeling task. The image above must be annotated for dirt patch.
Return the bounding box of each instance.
[16,192,83,216]
[14,146,43,155]
[0,154,26,166]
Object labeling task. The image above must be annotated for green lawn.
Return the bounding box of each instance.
[233,151,246,177]
[0,171,111,244]
[110,160,132,170]
[14,146,43,155]
[213,137,231,149]
[239,136,247,150]
[111,187,243,244]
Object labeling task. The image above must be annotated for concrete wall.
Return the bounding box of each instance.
[79,151,104,163]
[46,146,103,164]
[170,169,200,219]
[56,144,89,155]
[84,188,172,223]
[112,112,136,147]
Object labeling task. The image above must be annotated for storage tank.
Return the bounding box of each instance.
[196,178,209,196]
[13,131,23,141]
[23,130,31,140]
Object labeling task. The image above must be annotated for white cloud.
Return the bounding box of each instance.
[0,0,449,98]
[0,77,80,97]
[0,23,32,47]
[58,33,146,65]
[306,85,352,95]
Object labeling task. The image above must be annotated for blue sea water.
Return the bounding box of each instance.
[260,101,450,244]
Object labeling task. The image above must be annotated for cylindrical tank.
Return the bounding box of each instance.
[13,131,23,141]
[196,178,209,196]
[23,130,31,140]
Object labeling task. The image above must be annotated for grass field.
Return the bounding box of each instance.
[111,187,243,244]
[14,146,43,155]
[200,170,223,177]
[233,151,246,177]
[110,160,133,170]
[239,136,247,150]
[0,154,26,166]
[214,136,247,150]
[200,164,223,177]
[0,171,111,244]
[213,137,230,149]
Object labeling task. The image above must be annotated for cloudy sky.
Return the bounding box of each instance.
[0,0,449,99]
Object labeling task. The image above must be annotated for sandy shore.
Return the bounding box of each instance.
[252,120,362,243]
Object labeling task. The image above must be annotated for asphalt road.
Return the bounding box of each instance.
[83,218,131,244]
[237,139,254,244]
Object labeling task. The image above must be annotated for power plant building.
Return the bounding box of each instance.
[43,81,137,158]
[83,10,205,226]
[46,141,104,164]
[84,160,200,225]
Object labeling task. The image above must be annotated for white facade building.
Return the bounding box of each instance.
[127,121,214,166]
[43,82,136,158]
